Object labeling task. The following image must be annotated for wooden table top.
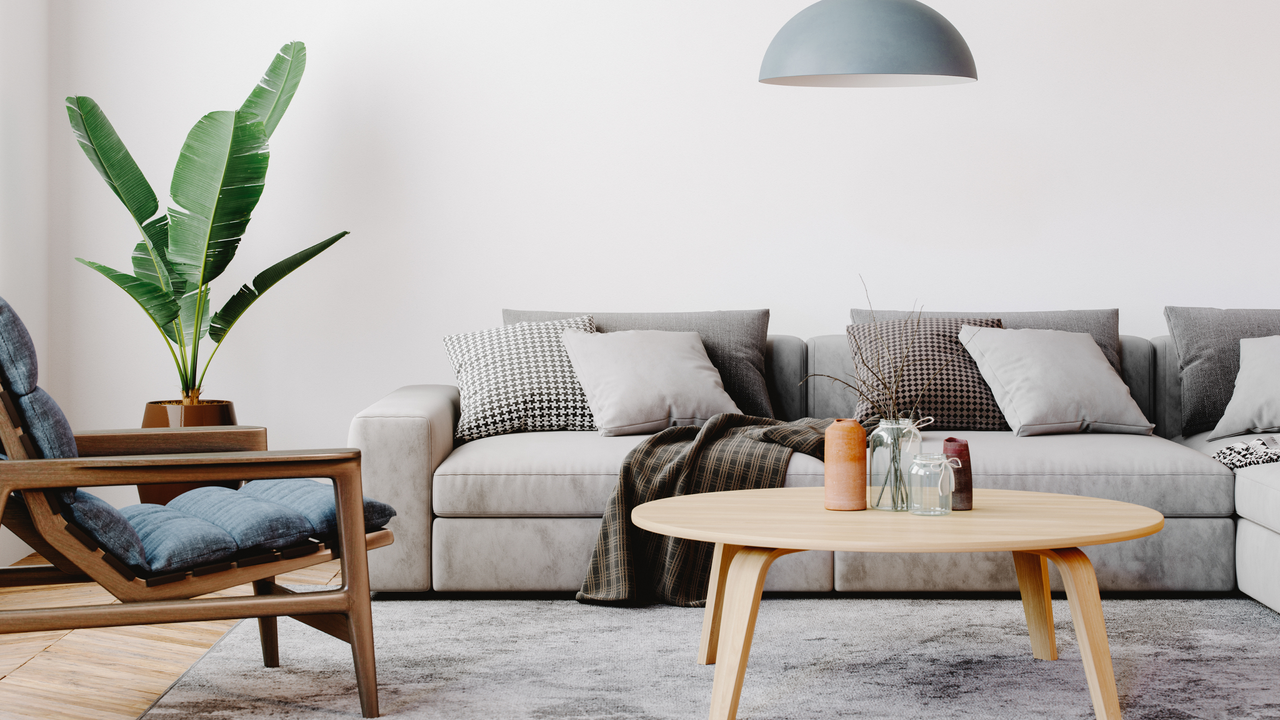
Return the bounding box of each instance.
[631,488,1164,553]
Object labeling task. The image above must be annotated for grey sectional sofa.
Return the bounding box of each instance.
[350,318,1246,601]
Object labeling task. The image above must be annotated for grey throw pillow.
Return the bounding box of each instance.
[444,316,597,441]
[845,317,1007,430]
[1208,336,1280,441]
[1164,307,1280,437]
[561,330,740,436]
[852,308,1122,376]
[503,309,773,418]
[959,326,1153,437]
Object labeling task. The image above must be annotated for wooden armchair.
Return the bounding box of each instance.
[0,299,392,717]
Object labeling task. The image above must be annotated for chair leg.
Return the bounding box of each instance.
[253,579,280,668]
[348,599,379,718]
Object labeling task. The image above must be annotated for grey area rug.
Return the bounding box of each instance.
[145,596,1280,719]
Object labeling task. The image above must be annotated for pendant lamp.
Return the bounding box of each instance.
[760,0,976,87]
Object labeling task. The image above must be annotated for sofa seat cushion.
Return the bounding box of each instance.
[433,430,826,517]
[1178,431,1280,535]
[920,430,1234,517]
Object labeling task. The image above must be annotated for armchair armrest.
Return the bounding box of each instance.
[74,426,268,457]
[347,384,458,592]
[0,448,360,491]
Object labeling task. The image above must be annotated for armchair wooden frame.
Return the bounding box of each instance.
[0,384,392,718]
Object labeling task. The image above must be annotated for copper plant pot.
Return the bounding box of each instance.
[139,400,239,505]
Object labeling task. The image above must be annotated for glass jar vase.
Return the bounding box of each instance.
[867,418,922,511]
[908,453,960,516]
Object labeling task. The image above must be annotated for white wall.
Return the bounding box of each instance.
[0,1,50,565]
[8,0,1280,463]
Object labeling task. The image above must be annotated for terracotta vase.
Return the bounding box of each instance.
[139,400,238,505]
[824,419,867,511]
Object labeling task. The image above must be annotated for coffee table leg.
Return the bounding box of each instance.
[1040,547,1122,720]
[700,543,743,665]
[1012,551,1058,660]
[708,546,797,720]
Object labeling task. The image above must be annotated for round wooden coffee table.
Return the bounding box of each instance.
[632,487,1164,720]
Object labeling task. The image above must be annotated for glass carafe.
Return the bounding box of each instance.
[867,418,922,511]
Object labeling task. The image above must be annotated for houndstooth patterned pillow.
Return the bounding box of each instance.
[846,317,1008,431]
[444,316,597,441]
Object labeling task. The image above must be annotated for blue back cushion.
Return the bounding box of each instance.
[0,296,38,396]
[0,297,78,463]
[66,490,149,570]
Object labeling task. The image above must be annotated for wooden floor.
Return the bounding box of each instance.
[0,555,343,719]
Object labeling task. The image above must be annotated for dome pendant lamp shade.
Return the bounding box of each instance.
[760,0,977,87]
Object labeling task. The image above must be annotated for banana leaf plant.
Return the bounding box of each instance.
[67,41,348,404]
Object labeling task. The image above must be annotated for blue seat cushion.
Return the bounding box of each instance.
[62,480,398,576]
[122,504,238,574]
[240,478,396,534]
[169,486,313,552]
[65,490,148,571]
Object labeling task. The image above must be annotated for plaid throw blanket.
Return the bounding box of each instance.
[576,414,832,607]
[1212,435,1280,470]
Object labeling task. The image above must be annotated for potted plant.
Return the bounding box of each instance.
[66,40,346,422]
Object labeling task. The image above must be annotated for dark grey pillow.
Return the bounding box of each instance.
[851,308,1122,376]
[1164,307,1280,437]
[503,309,774,419]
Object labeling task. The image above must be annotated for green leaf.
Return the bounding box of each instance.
[76,258,180,328]
[209,230,348,343]
[240,41,306,138]
[65,96,159,225]
[166,111,269,288]
[177,286,211,347]
[130,215,182,295]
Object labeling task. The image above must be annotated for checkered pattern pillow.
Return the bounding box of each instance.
[444,316,597,441]
[846,317,1008,431]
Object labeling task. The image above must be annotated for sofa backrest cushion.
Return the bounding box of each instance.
[765,335,806,422]
[1151,334,1181,439]
[808,334,1156,426]
[1163,306,1280,438]
[503,309,774,419]
[850,308,1122,376]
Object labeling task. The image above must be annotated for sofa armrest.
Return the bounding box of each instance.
[347,384,459,592]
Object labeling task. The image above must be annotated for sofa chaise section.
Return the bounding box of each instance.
[1154,333,1280,613]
